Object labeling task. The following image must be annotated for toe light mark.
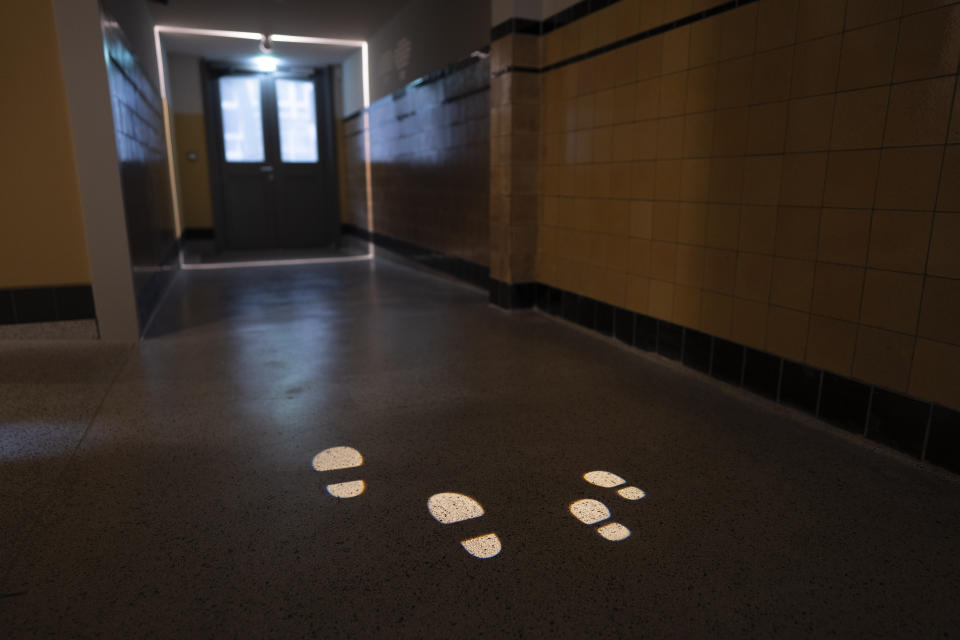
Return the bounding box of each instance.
[428,492,485,524]
[312,446,363,472]
[597,522,631,541]
[617,486,646,501]
[584,471,626,488]
[461,533,502,559]
[326,480,365,499]
[570,498,611,525]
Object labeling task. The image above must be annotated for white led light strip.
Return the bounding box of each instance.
[152,25,375,269]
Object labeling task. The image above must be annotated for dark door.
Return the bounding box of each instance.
[206,66,339,252]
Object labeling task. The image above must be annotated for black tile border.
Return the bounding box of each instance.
[491,0,762,75]
[181,227,215,240]
[489,280,537,310]
[342,224,490,291]
[491,17,541,41]
[531,282,959,475]
[0,285,96,325]
[926,406,960,475]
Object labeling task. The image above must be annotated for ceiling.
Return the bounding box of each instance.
[161,32,357,68]
[149,0,406,41]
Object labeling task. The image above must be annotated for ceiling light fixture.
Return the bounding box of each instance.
[253,55,279,72]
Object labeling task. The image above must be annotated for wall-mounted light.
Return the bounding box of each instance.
[253,55,279,72]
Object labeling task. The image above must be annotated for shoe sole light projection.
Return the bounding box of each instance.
[569,470,646,541]
[427,492,502,559]
[312,446,365,498]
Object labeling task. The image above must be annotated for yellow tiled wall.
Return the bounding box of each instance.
[0,0,90,288]
[535,0,960,409]
[490,34,543,282]
[172,113,214,230]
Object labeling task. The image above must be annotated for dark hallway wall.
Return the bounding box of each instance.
[367,0,492,103]
[342,57,491,269]
[101,10,178,329]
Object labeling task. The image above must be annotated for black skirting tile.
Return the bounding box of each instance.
[682,329,711,373]
[547,286,563,316]
[488,281,505,307]
[510,283,536,308]
[657,321,682,360]
[710,338,743,385]
[0,290,14,324]
[866,389,929,458]
[743,349,780,400]
[926,405,960,473]
[577,296,596,330]
[614,308,634,345]
[562,291,579,323]
[595,302,614,336]
[779,360,821,414]
[819,373,871,434]
[12,288,57,323]
[590,0,619,11]
[55,286,96,320]
[635,314,657,351]
[536,284,550,310]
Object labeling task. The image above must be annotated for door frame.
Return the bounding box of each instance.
[152,27,375,268]
[202,62,341,253]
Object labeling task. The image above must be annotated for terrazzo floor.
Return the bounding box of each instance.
[2,258,959,637]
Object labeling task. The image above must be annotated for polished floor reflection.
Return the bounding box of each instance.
[2,258,960,637]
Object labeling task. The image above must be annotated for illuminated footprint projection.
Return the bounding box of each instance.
[569,471,646,541]
[427,492,502,559]
[312,446,365,498]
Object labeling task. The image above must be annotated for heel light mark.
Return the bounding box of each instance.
[569,498,611,525]
[326,480,365,499]
[583,471,626,488]
[428,492,485,524]
[617,486,646,501]
[597,522,631,541]
[461,533,502,559]
[312,446,363,472]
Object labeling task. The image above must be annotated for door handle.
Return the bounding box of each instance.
[259,165,274,172]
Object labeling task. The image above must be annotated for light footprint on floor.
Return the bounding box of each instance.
[312,446,365,498]
[427,492,502,559]
[569,470,646,541]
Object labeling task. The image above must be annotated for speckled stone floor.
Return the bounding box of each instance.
[2,259,959,637]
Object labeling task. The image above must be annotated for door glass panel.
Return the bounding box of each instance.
[219,75,264,163]
[275,78,318,163]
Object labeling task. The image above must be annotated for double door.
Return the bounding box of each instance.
[207,66,339,252]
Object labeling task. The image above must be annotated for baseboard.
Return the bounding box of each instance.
[341,224,489,290]
[532,283,960,476]
[181,228,215,240]
[0,285,96,325]
[488,280,537,309]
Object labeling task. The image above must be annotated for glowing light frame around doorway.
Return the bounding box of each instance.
[153,26,375,269]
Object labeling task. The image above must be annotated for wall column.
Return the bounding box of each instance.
[52,0,140,341]
[489,1,542,308]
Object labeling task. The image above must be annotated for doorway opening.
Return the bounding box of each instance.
[153,27,374,270]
